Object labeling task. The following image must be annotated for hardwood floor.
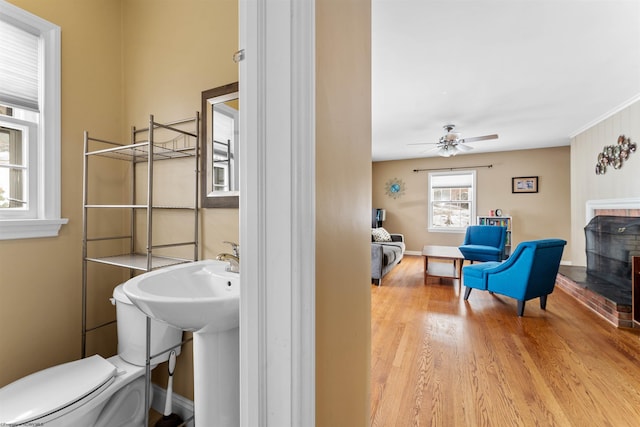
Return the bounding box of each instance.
[371,255,640,427]
[148,409,162,426]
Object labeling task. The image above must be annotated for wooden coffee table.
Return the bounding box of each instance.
[422,245,464,284]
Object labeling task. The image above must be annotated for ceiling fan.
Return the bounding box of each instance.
[410,124,499,157]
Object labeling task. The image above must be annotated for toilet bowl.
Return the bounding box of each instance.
[0,284,183,427]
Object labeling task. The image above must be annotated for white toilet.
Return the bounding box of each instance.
[0,284,183,427]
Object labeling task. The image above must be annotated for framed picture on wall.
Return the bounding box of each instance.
[512,176,538,193]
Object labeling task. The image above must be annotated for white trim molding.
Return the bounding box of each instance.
[570,93,640,138]
[240,0,315,426]
[290,1,316,425]
[585,198,640,223]
[0,218,67,239]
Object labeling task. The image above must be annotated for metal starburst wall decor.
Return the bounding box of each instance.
[385,178,406,199]
[595,135,636,175]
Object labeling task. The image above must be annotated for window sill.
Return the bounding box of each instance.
[427,227,466,234]
[0,218,69,240]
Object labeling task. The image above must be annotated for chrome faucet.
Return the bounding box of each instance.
[216,241,240,273]
[223,241,239,257]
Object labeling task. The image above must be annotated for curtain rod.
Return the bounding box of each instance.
[413,164,493,173]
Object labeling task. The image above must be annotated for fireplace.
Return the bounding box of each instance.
[585,215,640,291]
[556,199,640,327]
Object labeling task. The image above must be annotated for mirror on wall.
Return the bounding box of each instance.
[201,82,239,208]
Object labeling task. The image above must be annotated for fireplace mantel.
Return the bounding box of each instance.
[586,198,640,223]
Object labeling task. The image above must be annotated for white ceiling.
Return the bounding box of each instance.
[372,0,640,161]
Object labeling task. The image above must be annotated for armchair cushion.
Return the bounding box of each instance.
[459,225,507,262]
[462,238,567,316]
[462,261,499,290]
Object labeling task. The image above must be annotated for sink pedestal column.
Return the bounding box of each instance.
[192,327,239,426]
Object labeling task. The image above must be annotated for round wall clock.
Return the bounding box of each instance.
[495,208,503,216]
[385,178,406,199]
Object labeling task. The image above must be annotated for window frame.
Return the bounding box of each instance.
[0,117,37,215]
[427,170,476,233]
[0,1,67,239]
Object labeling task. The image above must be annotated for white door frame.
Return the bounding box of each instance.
[239,1,315,426]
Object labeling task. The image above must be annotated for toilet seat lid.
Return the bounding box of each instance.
[0,355,117,425]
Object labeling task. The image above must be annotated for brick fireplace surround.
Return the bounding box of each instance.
[556,271,633,327]
[555,202,640,328]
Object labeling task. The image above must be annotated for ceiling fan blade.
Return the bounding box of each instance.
[455,143,473,152]
[407,142,438,146]
[460,134,499,143]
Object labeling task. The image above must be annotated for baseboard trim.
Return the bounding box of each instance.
[151,383,195,426]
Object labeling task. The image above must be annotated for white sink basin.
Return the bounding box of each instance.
[123,259,240,425]
[122,259,239,333]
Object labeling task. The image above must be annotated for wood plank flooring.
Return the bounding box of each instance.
[371,255,640,427]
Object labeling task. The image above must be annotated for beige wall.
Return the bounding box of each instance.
[122,0,239,399]
[373,146,573,262]
[570,100,640,266]
[1,0,238,400]
[1,0,125,386]
[316,0,372,425]
[121,0,240,264]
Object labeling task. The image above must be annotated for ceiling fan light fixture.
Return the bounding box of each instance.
[437,144,458,157]
[409,123,498,157]
[442,132,461,142]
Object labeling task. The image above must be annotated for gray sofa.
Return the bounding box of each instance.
[371,233,405,285]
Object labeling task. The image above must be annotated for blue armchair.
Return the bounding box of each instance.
[462,239,567,316]
[459,225,507,262]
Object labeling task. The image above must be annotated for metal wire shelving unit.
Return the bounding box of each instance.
[81,114,200,426]
[81,113,200,356]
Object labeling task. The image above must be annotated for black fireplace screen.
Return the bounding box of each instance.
[585,215,640,288]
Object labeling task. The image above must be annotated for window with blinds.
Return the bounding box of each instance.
[0,17,40,214]
[428,170,476,232]
[0,1,66,239]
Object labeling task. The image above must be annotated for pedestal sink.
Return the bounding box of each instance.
[123,259,239,427]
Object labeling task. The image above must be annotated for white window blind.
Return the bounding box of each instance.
[430,173,473,189]
[0,19,40,111]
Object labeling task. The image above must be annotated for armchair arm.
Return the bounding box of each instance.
[481,241,528,276]
[371,244,384,279]
[497,228,507,260]
[390,233,404,242]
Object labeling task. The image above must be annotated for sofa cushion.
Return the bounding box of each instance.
[378,240,406,253]
[372,227,392,242]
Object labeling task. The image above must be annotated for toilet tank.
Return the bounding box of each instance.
[112,284,182,367]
